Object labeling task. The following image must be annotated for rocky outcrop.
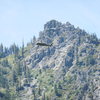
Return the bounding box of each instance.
[20,20,100,100]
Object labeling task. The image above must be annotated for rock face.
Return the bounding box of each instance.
[27,20,98,69]
[22,20,100,100]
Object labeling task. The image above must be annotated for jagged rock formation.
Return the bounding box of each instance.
[0,20,100,100]
[23,20,100,100]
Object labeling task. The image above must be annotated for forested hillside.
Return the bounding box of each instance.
[0,20,100,100]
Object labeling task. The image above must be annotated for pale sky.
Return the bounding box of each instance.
[0,0,100,47]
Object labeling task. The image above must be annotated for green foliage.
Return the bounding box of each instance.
[90,34,99,45]
[0,25,99,100]
[86,55,96,66]
[0,59,9,67]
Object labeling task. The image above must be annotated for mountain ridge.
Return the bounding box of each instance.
[0,20,100,100]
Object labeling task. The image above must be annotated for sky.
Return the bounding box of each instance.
[0,0,100,47]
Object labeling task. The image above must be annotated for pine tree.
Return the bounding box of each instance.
[1,59,9,67]
[0,43,4,58]
[21,41,24,58]
[31,36,36,45]
[38,84,41,96]
[32,89,36,100]
[4,47,9,57]
[12,70,18,84]
[0,44,3,53]
[23,61,27,77]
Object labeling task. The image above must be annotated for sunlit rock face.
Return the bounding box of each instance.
[25,20,99,72]
[23,20,100,100]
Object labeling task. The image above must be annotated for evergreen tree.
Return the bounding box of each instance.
[26,67,31,84]
[12,70,18,84]
[23,61,27,77]
[0,44,3,53]
[4,47,9,57]
[9,43,19,59]
[1,59,9,67]
[38,84,41,96]
[21,41,24,58]
[0,43,4,58]
[17,61,22,76]
[32,89,36,100]
[31,36,36,45]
